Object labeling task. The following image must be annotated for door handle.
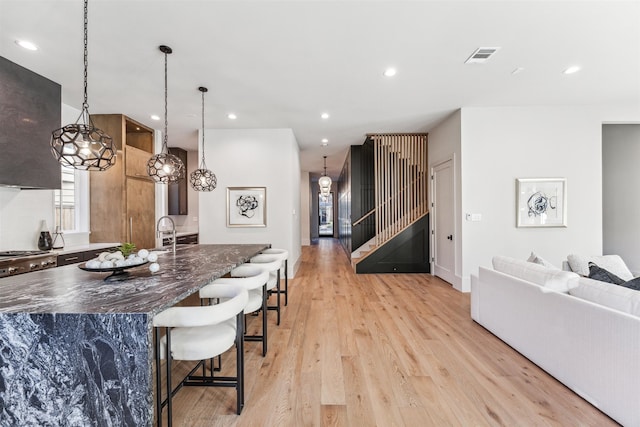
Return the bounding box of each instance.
[447,235,453,241]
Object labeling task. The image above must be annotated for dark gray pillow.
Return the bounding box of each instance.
[588,262,626,285]
[620,276,640,291]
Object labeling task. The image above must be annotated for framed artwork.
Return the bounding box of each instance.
[227,187,267,227]
[516,178,567,228]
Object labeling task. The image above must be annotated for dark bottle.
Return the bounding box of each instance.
[37,220,53,251]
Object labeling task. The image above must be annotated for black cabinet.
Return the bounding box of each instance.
[0,56,62,189]
[163,233,198,246]
[57,247,118,267]
[168,147,188,215]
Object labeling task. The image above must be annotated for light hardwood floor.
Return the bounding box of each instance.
[159,239,617,426]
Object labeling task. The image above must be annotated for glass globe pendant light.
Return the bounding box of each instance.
[147,45,185,183]
[50,0,115,171]
[318,155,332,194]
[189,87,217,191]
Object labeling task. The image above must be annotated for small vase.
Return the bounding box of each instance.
[37,220,53,251]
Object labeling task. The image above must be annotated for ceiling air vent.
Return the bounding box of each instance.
[465,47,501,64]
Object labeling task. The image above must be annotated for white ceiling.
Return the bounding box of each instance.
[1,1,639,177]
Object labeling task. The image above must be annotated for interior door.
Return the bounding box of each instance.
[432,159,456,285]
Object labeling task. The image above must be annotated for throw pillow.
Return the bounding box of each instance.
[588,262,626,285]
[567,254,634,281]
[620,276,640,291]
[527,252,559,270]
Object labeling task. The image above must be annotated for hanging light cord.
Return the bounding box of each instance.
[76,0,91,127]
[200,88,207,169]
[82,0,88,110]
[162,49,169,154]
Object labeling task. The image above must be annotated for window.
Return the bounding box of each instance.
[318,192,333,237]
[55,166,76,231]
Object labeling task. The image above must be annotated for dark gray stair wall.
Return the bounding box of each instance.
[355,213,430,274]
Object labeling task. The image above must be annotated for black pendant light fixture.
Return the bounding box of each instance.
[147,45,185,183]
[189,87,217,192]
[50,0,115,171]
[319,155,332,195]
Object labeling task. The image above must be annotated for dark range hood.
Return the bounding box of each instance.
[0,56,62,189]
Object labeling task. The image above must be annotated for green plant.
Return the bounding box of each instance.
[118,242,137,257]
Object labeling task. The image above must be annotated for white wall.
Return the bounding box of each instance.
[461,106,604,290]
[428,110,463,290]
[429,106,624,292]
[300,171,311,246]
[198,129,301,277]
[603,124,640,274]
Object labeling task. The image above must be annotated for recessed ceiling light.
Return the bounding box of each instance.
[321,139,328,146]
[563,65,581,75]
[150,114,160,121]
[383,68,397,77]
[15,40,38,51]
[227,113,237,120]
[321,113,330,120]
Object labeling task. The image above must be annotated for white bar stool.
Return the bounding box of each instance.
[261,248,289,306]
[153,284,248,426]
[249,254,283,325]
[203,265,270,356]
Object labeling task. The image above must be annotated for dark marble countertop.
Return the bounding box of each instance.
[0,244,268,316]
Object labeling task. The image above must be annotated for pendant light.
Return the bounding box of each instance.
[319,155,332,194]
[147,45,185,183]
[50,0,115,171]
[189,87,217,191]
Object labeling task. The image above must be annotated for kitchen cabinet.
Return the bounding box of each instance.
[168,147,188,215]
[0,56,62,189]
[57,247,118,267]
[89,114,156,250]
[163,233,198,247]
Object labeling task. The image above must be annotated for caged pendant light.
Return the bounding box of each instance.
[50,0,115,171]
[189,87,217,191]
[318,155,332,195]
[147,45,185,183]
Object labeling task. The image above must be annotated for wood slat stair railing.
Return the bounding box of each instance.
[351,133,429,266]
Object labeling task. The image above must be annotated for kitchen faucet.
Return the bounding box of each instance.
[156,216,176,253]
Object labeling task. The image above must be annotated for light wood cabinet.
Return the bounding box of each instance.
[89,114,156,250]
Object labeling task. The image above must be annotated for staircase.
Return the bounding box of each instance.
[349,134,430,273]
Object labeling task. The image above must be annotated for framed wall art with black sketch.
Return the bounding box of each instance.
[227,187,267,227]
[516,178,567,228]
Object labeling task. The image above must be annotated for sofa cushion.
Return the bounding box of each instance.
[567,254,633,281]
[492,256,579,293]
[569,277,640,317]
[527,251,559,270]
[588,262,626,285]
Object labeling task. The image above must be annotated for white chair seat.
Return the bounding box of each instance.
[249,254,283,326]
[201,264,271,356]
[261,248,290,307]
[266,272,278,291]
[246,290,263,313]
[153,284,248,421]
[160,319,236,361]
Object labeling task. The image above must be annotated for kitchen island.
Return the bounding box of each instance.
[0,243,268,426]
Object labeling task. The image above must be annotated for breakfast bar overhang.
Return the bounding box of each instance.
[0,244,268,426]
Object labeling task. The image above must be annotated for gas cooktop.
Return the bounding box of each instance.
[0,250,50,257]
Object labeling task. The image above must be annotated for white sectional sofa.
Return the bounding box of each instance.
[471,256,640,426]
